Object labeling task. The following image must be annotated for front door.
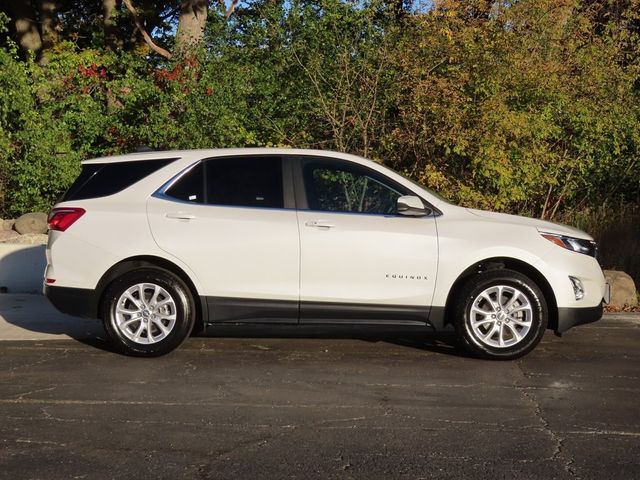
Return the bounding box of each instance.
[295,157,439,325]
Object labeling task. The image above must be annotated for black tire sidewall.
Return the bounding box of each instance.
[454,270,548,360]
[101,268,195,357]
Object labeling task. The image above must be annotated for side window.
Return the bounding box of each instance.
[164,163,204,203]
[205,156,283,209]
[62,158,176,201]
[303,161,404,214]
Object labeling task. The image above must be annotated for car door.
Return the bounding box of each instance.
[147,155,300,323]
[295,156,439,325]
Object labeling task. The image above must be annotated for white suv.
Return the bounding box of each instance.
[44,149,607,359]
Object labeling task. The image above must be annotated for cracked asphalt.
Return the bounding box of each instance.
[1,314,639,479]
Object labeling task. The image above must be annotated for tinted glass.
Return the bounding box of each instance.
[62,164,102,201]
[63,158,175,201]
[164,163,204,203]
[304,162,403,214]
[206,156,283,208]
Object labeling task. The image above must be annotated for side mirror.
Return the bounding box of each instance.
[397,195,429,217]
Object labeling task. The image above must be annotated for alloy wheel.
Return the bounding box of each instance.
[112,283,177,345]
[468,285,533,348]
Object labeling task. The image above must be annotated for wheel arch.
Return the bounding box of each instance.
[95,255,207,334]
[442,257,558,331]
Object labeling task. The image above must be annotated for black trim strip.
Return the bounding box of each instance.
[282,156,297,209]
[44,286,439,329]
[45,285,98,319]
[207,297,298,324]
[426,306,446,330]
[301,301,431,326]
[556,304,603,334]
[205,296,434,327]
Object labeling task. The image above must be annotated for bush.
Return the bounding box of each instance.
[0,0,638,224]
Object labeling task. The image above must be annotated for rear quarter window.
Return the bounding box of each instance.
[62,158,176,201]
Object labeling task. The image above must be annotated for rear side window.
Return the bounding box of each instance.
[164,163,204,203]
[161,157,284,209]
[62,158,176,201]
[206,156,283,209]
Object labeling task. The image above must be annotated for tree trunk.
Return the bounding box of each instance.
[103,0,120,50]
[9,0,43,54]
[38,0,59,50]
[36,0,60,63]
[175,0,208,55]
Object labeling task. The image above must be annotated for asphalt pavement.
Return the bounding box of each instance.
[0,295,639,479]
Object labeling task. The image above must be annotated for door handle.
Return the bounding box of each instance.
[166,213,196,220]
[305,220,334,229]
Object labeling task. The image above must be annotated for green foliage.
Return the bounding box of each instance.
[0,0,638,221]
[388,0,640,216]
[0,41,258,215]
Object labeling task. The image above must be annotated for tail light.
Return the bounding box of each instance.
[48,208,86,232]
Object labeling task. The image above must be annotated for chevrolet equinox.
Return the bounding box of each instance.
[44,149,607,359]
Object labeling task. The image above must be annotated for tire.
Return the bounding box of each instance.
[101,268,196,357]
[453,269,548,360]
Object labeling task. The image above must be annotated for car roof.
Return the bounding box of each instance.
[81,148,371,165]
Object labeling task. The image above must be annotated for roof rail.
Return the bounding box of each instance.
[134,145,155,153]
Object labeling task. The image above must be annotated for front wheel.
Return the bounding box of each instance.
[101,268,195,357]
[453,269,548,360]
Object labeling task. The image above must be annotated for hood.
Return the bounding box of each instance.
[465,208,593,240]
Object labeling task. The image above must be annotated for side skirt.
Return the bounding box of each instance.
[205,296,440,328]
[206,297,298,324]
[301,301,431,326]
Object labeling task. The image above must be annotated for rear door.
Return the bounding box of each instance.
[295,156,439,325]
[147,155,300,323]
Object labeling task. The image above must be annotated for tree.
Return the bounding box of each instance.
[3,0,42,54]
[387,0,640,216]
[0,0,638,222]
[38,0,59,50]
[176,0,208,55]
[122,0,173,57]
[103,0,121,50]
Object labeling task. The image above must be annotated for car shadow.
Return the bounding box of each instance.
[196,324,469,358]
[67,326,467,357]
[0,292,110,343]
[0,294,468,357]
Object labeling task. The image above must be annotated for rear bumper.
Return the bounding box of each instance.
[556,303,603,335]
[44,285,98,319]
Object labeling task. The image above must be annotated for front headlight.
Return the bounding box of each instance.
[541,233,597,258]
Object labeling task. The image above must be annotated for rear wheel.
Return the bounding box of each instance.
[101,268,195,356]
[453,269,548,360]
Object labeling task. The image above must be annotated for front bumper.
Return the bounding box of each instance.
[556,303,603,335]
[44,285,98,319]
